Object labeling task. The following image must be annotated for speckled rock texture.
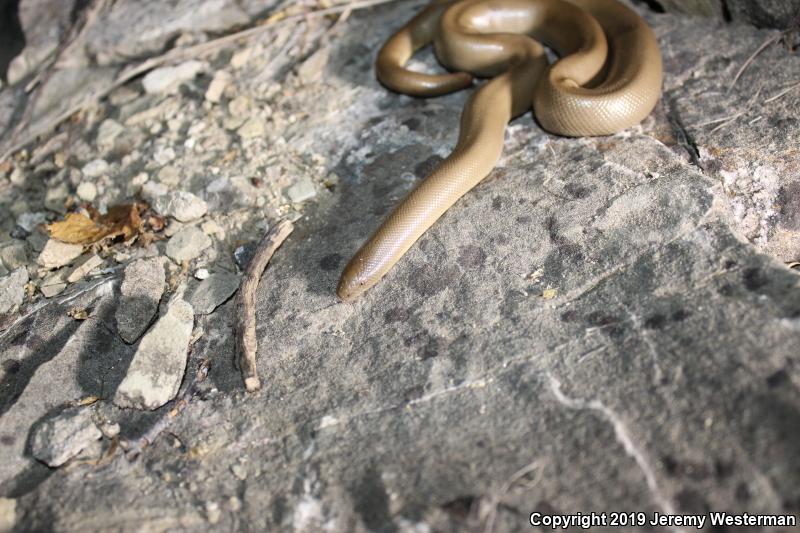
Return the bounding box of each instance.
[646,0,800,29]
[0,0,798,531]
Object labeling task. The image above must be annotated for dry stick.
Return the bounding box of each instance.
[236,220,294,392]
[728,33,782,93]
[763,79,800,104]
[0,0,401,163]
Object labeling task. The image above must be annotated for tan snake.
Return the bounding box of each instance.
[337,0,662,301]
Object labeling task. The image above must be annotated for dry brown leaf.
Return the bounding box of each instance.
[47,204,143,245]
[68,307,90,320]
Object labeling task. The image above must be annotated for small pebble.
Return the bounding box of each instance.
[142,60,204,94]
[237,118,265,140]
[234,242,257,270]
[76,182,97,202]
[194,268,210,280]
[286,176,317,203]
[205,71,231,103]
[15,212,47,233]
[166,226,212,262]
[230,47,252,69]
[81,159,109,178]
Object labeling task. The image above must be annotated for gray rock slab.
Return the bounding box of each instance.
[30,407,101,467]
[3,2,800,531]
[165,226,212,262]
[6,0,78,85]
[0,268,28,315]
[115,257,166,343]
[655,14,800,261]
[188,272,239,315]
[114,294,194,410]
[0,279,130,488]
[83,0,251,66]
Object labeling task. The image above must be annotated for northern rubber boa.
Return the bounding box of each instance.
[337,0,662,301]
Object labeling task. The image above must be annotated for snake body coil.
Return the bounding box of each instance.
[338,0,663,301]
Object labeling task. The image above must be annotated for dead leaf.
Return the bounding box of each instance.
[47,204,143,245]
[68,307,90,320]
[76,396,100,406]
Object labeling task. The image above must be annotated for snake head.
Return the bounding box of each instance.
[336,254,376,302]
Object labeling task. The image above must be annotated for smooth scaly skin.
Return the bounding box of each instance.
[338,0,663,301]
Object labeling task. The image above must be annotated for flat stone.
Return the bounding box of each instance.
[285,176,316,203]
[297,47,330,84]
[81,159,109,178]
[37,239,85,269]
[151,191,208,222]
[142,60,204,94]
[30,408,102,467]
[165,226,212,263]
[96,118,125,151]
[114,294,194,410]
[116,257,166,343]
[15,212,47,232]
[40,270,67,298]
[189,272,239,314]
[0,242,29,270]
[236,117,265,140]
[66,254,104,283]
[0,268,28,314]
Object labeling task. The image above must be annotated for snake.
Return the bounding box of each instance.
[337,0,662,301]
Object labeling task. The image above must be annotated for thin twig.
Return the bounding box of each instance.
[236,220,294,391]
[0,0,401,163]
[124,359,210,459]
[728,33,781,93]
[763,80,800,104]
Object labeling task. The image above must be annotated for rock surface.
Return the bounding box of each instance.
[0,268,28,315]
[0,1,798,531]
[114,293,194,410]
[649,0,800,28]
[29,407,102,467]
[115,257,166,343]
